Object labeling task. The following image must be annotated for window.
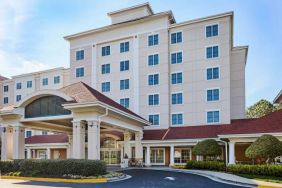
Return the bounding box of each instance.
[27,81,32,88]
[206,24,218,38]
[172,92,183,105]
[120,60,129,71]
[16,95,21,102]
[148,74,159,86]
[171,32,182,44]
[148,34,159,46]
[174,148,191,164]
[150,148,164,164]
[120,42,129,53]
[102,46,110,56]
[207,89,220,101]
[54,76,60,84]
[207,111,220,123]
[42,131,48,135]
[4,85,8,92]
[16,83,22,90]
[148,94,159,106]
[120,79,129,90]
[101,64,110,74]
[172,113,183,125]
[76,50,84,60]
[171,72,183,84]
[102,82,110,92]
[171,52,182,64]
[42,78,48,86]
[4,97,8,104]
[149,114,160,125]
[120,98,129,108]
[76,67,84,78]
[207,67,219,80]
[26,131,32,138]
[148,54,159,66]
[206,46,219,59]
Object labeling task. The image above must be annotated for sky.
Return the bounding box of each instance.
[0,0,281,107]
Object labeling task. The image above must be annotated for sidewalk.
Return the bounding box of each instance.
[129,167,282,188]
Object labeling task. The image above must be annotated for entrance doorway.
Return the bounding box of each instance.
[100,136,121,165]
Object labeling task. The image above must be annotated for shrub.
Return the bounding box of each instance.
[192,139,222,160]
[0,159,107,177]
[186,161,226,171]
[245,134,282,164]
[227,164,282,177]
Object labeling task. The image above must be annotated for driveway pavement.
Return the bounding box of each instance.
[0,169,247,188]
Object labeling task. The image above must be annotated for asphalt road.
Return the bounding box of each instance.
[0,169,247,188]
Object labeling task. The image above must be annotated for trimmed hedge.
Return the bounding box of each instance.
[186,161,226,171]
[186,161,282,177]
[0,159,107,177]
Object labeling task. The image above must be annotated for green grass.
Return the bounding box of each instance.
[238,174,282,184]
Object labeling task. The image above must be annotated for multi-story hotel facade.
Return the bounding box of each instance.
[1,3,282,166]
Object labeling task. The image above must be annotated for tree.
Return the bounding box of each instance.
[245,134,282,164]
[246,99,279,118]
[192,139,222,161]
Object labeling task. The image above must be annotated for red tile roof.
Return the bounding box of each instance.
[25,134,68,144]
[60,82,147,122]
[0,75,8,81]
[144,110,282,140]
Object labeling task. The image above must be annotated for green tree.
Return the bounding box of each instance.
[246,99,279,118]
[192,139,222,161]
[245,134,282,164]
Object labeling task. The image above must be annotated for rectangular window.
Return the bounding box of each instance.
[171,52,182,64]
[120,42,129,53]
[148,74,159,86]
[171,32,182,44]
[3,85,8,92]
[101,64,111,74]
[102,46,110,56]
[148,54,159,66]
[16,83,22,90]
[206,24,218,38]
[102,82,110,92]
[54,76,60,84]
[42,78,48,86]
[120,98,129,108]
[207,111,220,123]
[42,131,48,135]
[172,92,183,105]
[148,34,159,46]
[76,50,84,60]
[171,72,183,84]
[3,97,8,104]
[150,148,164,164]
[16,95,21,102]
[149,114,160,125]
[120,60,129,71]
[206,46,219,59]
[207,89,220,101]
[27,81,32,88]
[26,131,32,138]
[76,67,84,78]
[148,94,159,106]
[172,113,183,125]
[120,79,129,90]
[207,67,219,80]
[174,148,191,164]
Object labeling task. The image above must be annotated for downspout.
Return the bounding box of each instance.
[218,139,228,166]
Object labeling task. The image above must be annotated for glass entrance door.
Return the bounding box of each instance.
[100,149,121,165]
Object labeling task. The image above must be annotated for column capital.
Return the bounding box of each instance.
[135,132,143,141]
[124,131,132,141]
[72,120,86,129]
[87,120,99,127]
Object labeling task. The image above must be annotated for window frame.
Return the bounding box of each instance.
[206,88,220,102]
[148,33,159,46]
[120,97,130,108]
[101,81,111,92]
[147,53,159,66]
[148,93,160,106]
[170,31,183,44]
[171,51,183,64]
[171,91,183,105]
[147,73,160,86]
[206,109,221,124]
[120,60,130,72]
[101,64,111,74]
[171,71,183,85]
[148,113,160,126]
[76,67,85,78]
[206,66,220,80]
[76,49,84,61]
[42,78,48,86]
[171,112,184,126]
[102,45,111,56]
[206,45,220,59]
[205,24,219,38]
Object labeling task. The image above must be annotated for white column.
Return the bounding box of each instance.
[145,146,151,166]
[1,127,13,160]
[120,145,124,161]
[124,131,132,159]
[27,148,32,159]
[87,120,100,160]
[72,120,86,159]
[228,142,236,165]
[170,145,174,166]
[67,135,73,158]
[46,148,51,159]
[12,126,25,159]
[135,132,143,161]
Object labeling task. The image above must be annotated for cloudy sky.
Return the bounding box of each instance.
[0,0,281,107]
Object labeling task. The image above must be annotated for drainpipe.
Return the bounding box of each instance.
[218,139,228,166]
